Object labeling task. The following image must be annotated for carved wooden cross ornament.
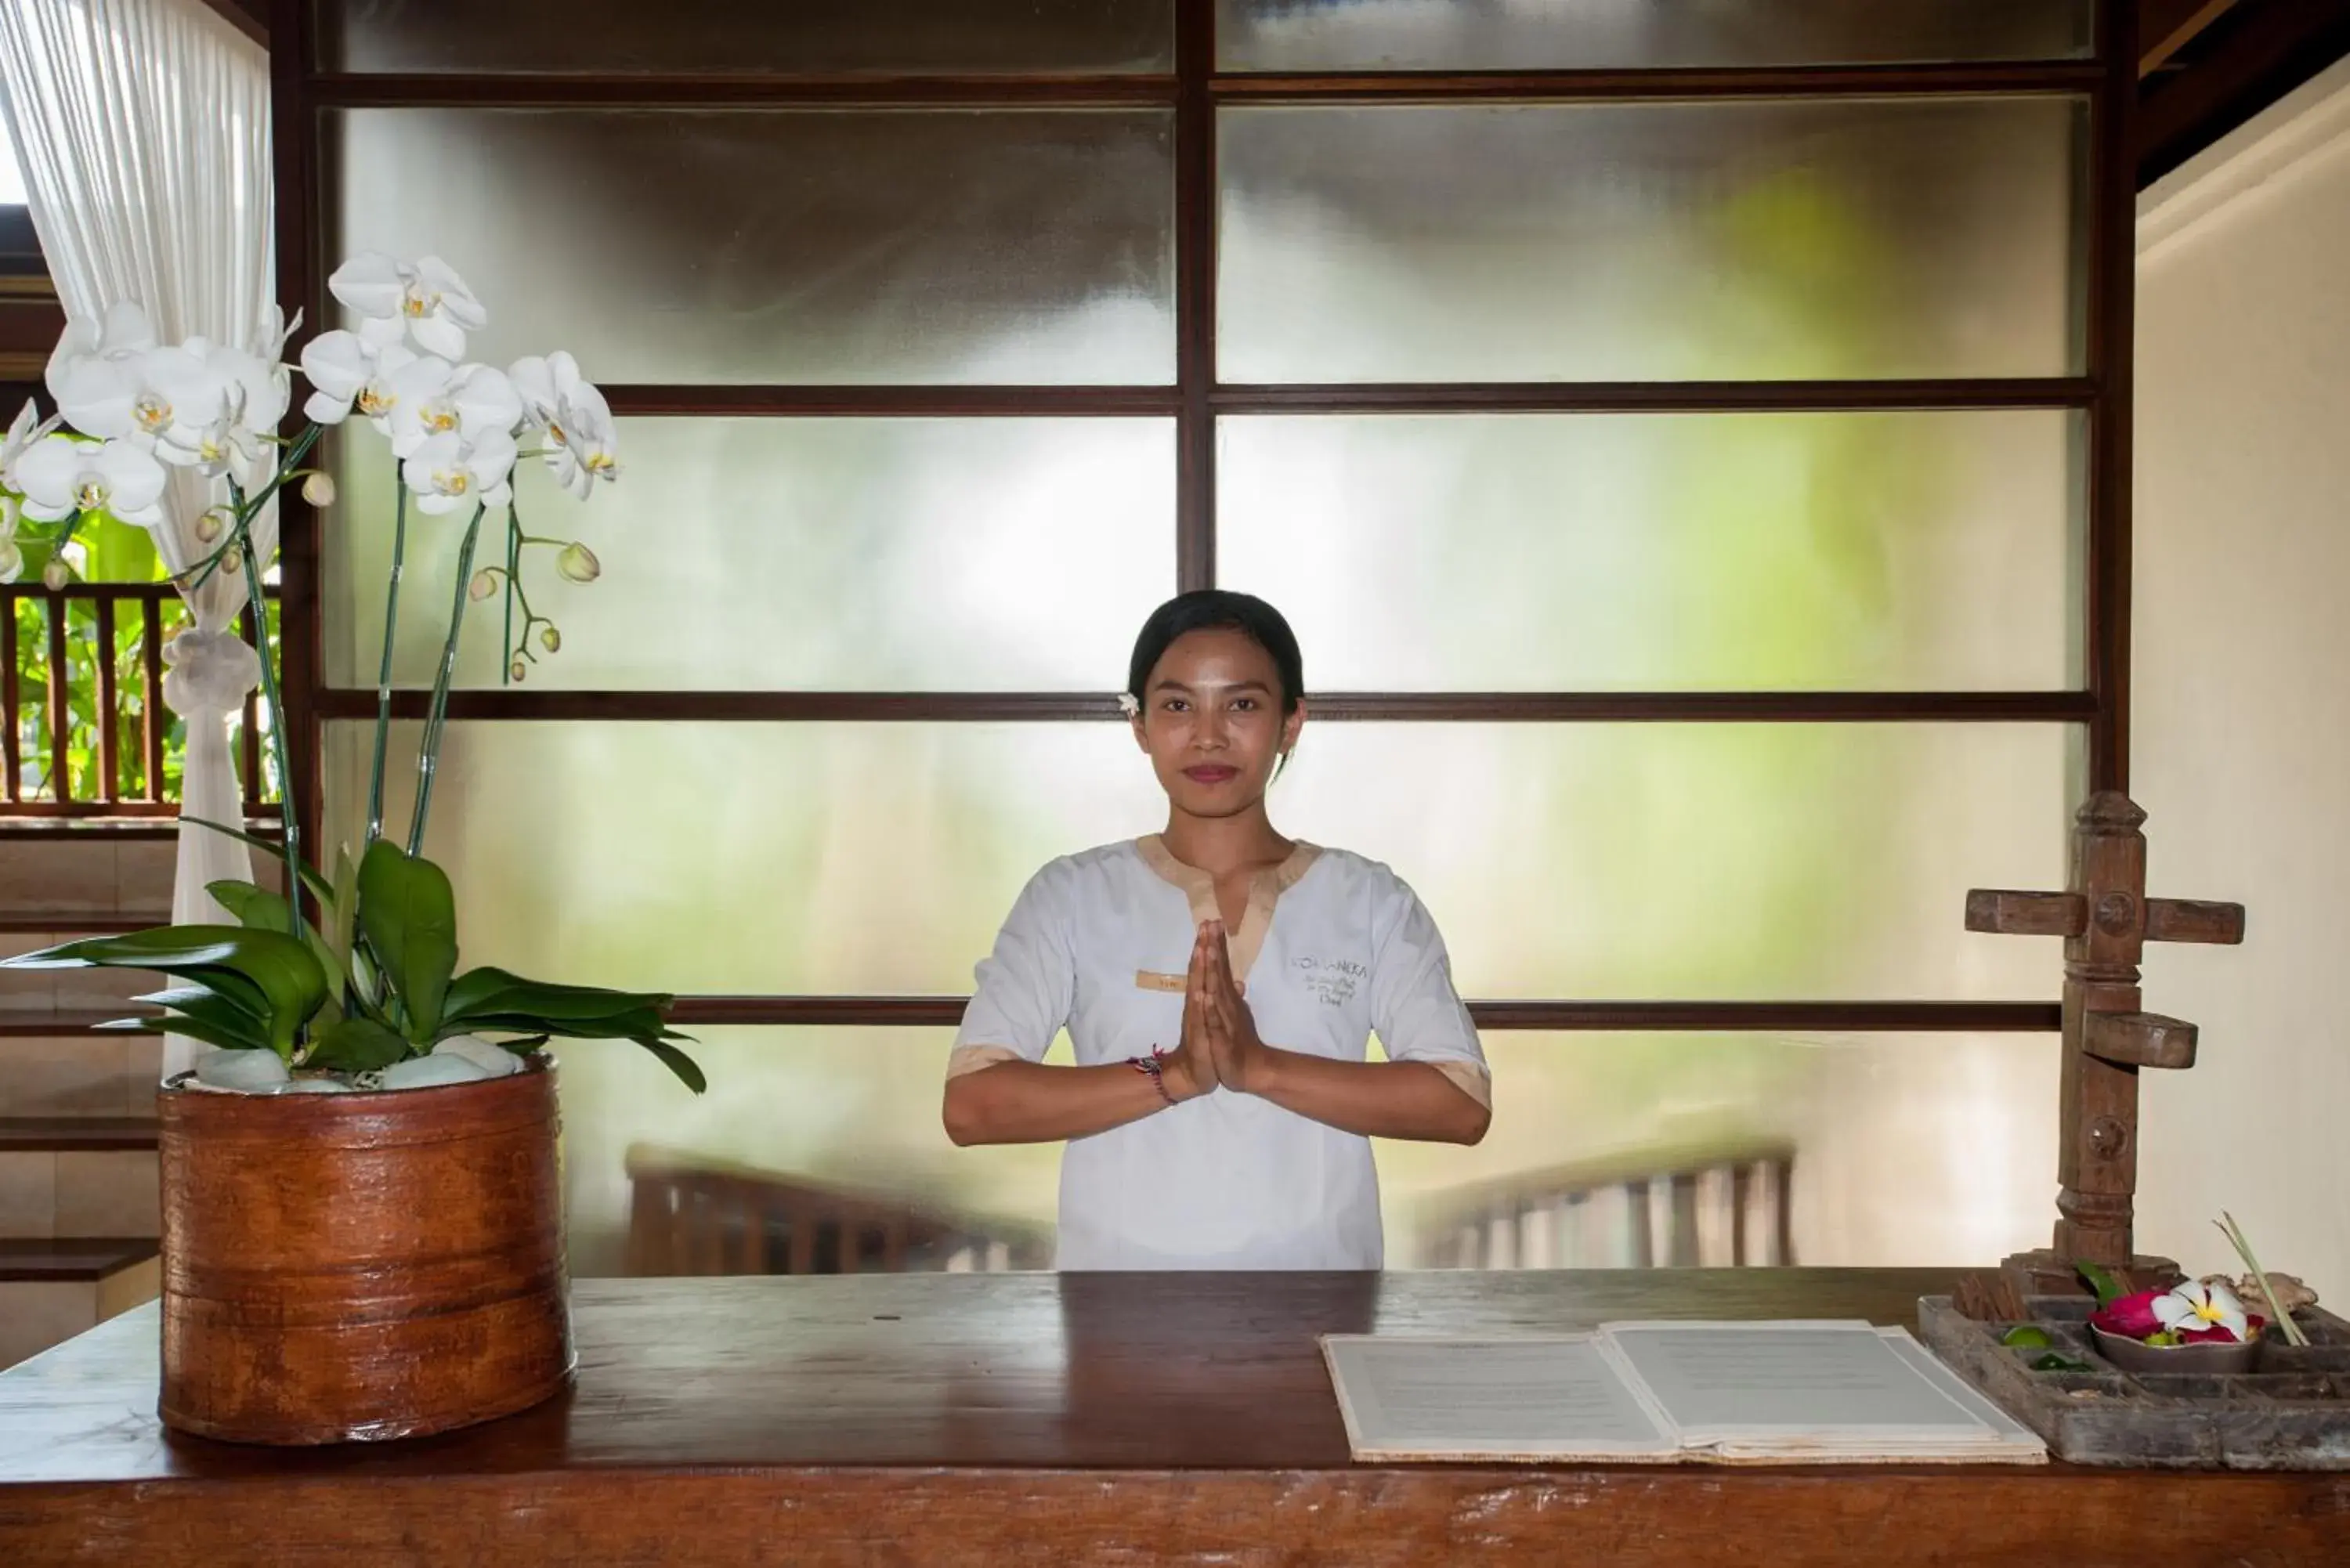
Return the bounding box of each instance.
[1967,792,2244,1277]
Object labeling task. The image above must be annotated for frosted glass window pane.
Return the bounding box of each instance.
[328,722,1170,997]
[1218,411,2083,691]
[546,1027,2052,1275]
[331,721,2068,1002]
[1219,99,2085,383]
[323,419,1174,690]
[332,109,1175,385]
[1379,1032,2056,1270]
[1217,1,2092,71]
[321,0,1173,75]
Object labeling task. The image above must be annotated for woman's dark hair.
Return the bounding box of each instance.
[1126,590,1304,716]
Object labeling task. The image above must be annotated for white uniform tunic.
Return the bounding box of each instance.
[948,837,1488,1271]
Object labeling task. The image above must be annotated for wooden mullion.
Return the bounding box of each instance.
[140,598,165,802]
[602,385,1180,418]
[240,602,264,812]
[2085,0,2137,794]
[1173,0,1215,593]
[311,688,2097,724]
[44,588,67,804]
[1213,62,2105,101]
[94,598,118,806]
[591,378,2092,420]
[1,595,18,802]
[1213,378,2098,414]
[310,70,1179,110]
[661,996,2060,1031]
[278,0,325,870]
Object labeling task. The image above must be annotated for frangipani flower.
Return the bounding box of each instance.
[1117,692,1141,717]
[388,362,522,459]
[14,434,168,526]
[510,352,619,499]
[2154,1281,2252,1343]
[331,253,486,360]
[402,429,516,515]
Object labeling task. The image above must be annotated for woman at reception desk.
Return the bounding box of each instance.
[942,590,1492,1270]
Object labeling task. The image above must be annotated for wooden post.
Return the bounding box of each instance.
[1959,793,2243,1306]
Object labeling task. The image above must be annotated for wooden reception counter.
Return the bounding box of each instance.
[1,1270,2342,1565]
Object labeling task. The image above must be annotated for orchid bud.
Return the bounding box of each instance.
[41,556,70,591]
[555,541,600,583]
[195,507,230,544]
[221,546,244,575]
[509,658,527,683]
[0,494,17,532]
[0,540,21,584]
[540,624,561,653]
[468,569,498,602]
[301,471,337,508]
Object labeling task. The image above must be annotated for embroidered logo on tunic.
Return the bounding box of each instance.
[1292,956,1365,1006]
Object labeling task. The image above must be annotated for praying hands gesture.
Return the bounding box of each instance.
[1188,919,1267,1093]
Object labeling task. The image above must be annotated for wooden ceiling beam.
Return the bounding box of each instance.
[2140,0,2244,77]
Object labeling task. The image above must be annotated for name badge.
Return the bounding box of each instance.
[1134,970,1184,993]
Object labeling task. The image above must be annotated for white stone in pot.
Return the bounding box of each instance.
[285,1078,352,1093]
[193,1048,291,1093]
[377,1052,495,1090]
[431,1034,526,1078]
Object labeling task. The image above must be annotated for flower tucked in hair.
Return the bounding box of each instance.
[1117,692,1141,717]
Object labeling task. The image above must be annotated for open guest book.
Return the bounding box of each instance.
[1321,1321,2045,1465]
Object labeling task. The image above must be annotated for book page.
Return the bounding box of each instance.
[1321,1336,1677,1460]
[1599,1321,1989,1440]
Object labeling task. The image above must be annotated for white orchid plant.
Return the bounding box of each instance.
[0,254,702,1095]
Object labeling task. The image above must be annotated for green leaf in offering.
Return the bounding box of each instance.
[2074,1259,2125,1306]
[358,842,459,1042]
[2029,1353,2092,1373]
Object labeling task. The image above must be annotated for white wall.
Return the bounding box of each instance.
[2132,58,2350,1303]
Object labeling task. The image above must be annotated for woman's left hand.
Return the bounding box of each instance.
[1197,919,1269,1093]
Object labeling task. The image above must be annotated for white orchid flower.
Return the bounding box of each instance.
[2153,1280,2251,1342]
[44,300,157,399]
[330,252,486,360]
[14,434,169,527]
[388,362,522,460]
[0,400,62,492]
[301,333,454,432]
[402,428,517,516]
[136,341,287,478]
[510,351,620,498]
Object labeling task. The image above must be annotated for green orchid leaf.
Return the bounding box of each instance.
[209,879,348,1007]
[631,1035,707,1095]
[330,844,361,993]
[129,985,273,1050]
[446,1008,684,1043]
[305,1017,415,1073]
[0,926,322,1056]
[2075,1260,2125,1307]
[357,841,459,1042]
[96,1013,270,1057]
[441,966,673,1027]
[183,815,333,903]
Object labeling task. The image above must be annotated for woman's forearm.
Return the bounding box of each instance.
[942,1059,1173,1146]
[1246,1051,1489,1144]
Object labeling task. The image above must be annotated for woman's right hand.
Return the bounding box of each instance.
[1156,924,1221,1102]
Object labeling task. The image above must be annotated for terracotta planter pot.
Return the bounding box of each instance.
[157,1058,573,1444]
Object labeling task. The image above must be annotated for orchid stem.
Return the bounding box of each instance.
[227,477,305,949]
[365,479,407,844]
[406,502,486,857]
[501,502,519,685]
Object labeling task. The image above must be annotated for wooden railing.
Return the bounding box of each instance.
[1404,1147,1798,1270]
[624,1145,1052,1277]
[1,581,281,820]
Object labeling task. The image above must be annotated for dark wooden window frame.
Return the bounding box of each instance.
[270,0,2136,1037]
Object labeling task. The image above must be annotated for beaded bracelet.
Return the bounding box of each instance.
[1129,1046,1177,1107]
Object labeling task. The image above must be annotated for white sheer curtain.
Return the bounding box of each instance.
[0,0,274,1074]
